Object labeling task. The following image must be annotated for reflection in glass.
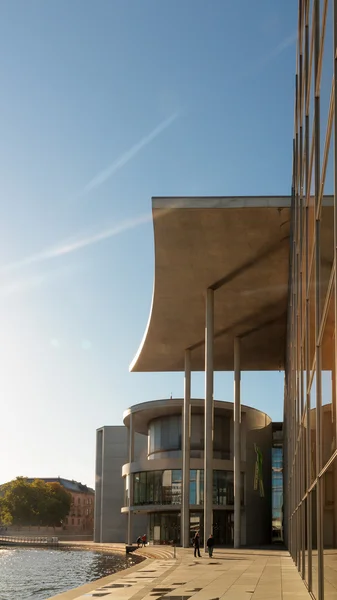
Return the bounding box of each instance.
[149,512,181,544]
[148,414,231,459]
[272,446,283,541]
[311,487,318,600]
[323,460,337,599]
[311,373,317,482]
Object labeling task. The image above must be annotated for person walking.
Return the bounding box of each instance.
[193,531,201,558]
[141,533,147,547]
[136,536,141,548]
[206,533,215,557]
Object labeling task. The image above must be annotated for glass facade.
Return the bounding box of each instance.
[287,2,337,598]
[132,469,244,507]
[148,414,230,459]
[134,469,182,505]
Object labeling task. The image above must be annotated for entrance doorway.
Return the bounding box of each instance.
[213,511,234,546]
[190,512,203,545]
[189,511,234,547]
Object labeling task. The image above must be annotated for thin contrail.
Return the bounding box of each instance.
[0,203,179,275]
[0,112,179,275]
[0,213,152,274]
[249,32,297,75]
[78,112,179,198]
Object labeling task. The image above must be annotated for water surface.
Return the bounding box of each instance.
[0,546,140,599]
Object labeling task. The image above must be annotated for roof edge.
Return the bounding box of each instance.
[152,195,292,209]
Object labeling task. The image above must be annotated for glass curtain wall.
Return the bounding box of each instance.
[287,1,337,598]
[132,469,243,507]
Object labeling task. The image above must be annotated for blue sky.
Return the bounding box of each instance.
[0,1,297,488]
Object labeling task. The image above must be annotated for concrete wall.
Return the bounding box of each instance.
[94,426,147,543]
[244,410,272,546]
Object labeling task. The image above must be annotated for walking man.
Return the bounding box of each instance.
[206,533,215,557]
[193,531,201,558]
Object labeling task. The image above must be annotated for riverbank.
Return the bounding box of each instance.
[48,547,311,600]
[59,541,176,559]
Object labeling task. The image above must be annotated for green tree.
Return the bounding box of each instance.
[30,479,50,526]
[45,482,71,527]
[1,477,35,526]
[1,477,71,527]
[0,497,12,525]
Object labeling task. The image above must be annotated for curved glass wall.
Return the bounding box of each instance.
[132,469,244,506]
[148,414,230,459]
[148,415,182,459]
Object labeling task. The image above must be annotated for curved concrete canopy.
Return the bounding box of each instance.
[130,196,292,372]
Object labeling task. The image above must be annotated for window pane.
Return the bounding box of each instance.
[134,473,140,505]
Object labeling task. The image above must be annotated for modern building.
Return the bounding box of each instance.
[94,193,292,552]
[125,194,292,553]
[122,398,272,546]
[94,398,273,546]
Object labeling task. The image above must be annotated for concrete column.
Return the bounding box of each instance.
[204,288,214,550]
[234,337,241,548]
[127,414,134,545]
[94,428,103,542]
[182,349,191,547]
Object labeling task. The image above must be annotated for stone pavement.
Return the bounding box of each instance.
[50,547,311,600]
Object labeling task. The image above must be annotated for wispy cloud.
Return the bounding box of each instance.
[78,112,179,198]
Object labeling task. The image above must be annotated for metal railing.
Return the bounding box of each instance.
[0,535,58,545]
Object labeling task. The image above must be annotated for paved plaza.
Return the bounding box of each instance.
[51,547,311,600]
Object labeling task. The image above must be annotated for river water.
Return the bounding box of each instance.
[0,546,141,599]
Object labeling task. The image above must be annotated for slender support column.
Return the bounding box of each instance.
[314,1,324,597]
[204,288,214,550]
[334,0,337,496]
[127,414,134,545]
[234,337,241,549]
[332,357,337,546]
[182,349,191,548]
[304,0,312,586]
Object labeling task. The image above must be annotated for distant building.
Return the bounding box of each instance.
[26,477,95,533]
